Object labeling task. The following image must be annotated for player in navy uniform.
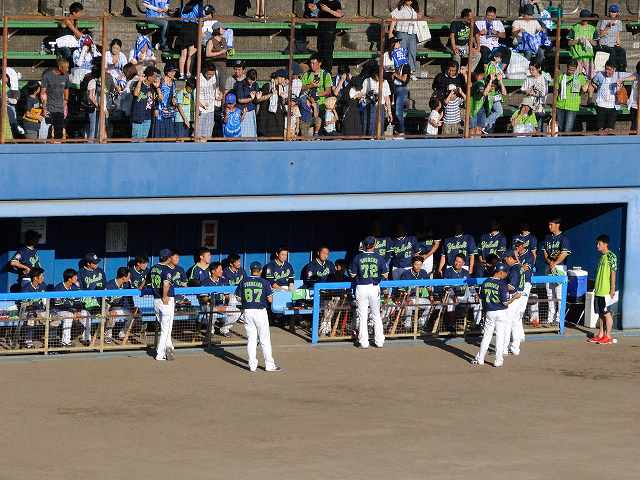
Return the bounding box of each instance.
[417,228,441,276]
[400,256,431,329]
[478,221,507,276]
[52,268,87,347]
[235,262,281,372]
[263,247,295,291]
[128,256,149,289]
[350,236,389,349]
[187,247,211,286]
[301,246,336,288]
[442,254,481,328]
[389,226,419,280]
[20,267,47,348]
[222,253,246,286]
[202,262,234,337]
[78,252,107,345]
[439,225,477,275]
[473,263,520,367]
[10,230,42,289]
[542,218,571,324]
[514,239,538,325]
[105,267,134,344]
[512,223,537,265]
[150,249,180,361]
[503,250,527,356]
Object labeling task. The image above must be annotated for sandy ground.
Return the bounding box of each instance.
[0,331,639,480]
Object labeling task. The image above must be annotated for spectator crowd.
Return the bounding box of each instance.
[3,1,640,140]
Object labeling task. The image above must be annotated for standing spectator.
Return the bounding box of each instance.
[10,230,42,290]
[468,70,486,135]
[41,57,71,140]
[542,217,571,324]
[597,4,626,73]
[225,60,246,93]
[223,92,242,138]
[588,234,618,344]
[511,97,538,134]
[363,69,392,137]
[106,39,128,73]
[256,70,287,137]
[439,225,476,275]
[301,55,333,133]
[316,0,343,70]
[235,69,260,137]
[154,63,181,138]
[131,66,161,139]
[511,4,545,65]
[391,43,411,136]
[254,0,266,19]
[554,59,589,133]
[340,75,364,136]
[629,61,640,132]
[175,77,194,138]
[425,96,443,136]
[442,84,465,136]
[198,61,221,138]
[178,0,204,80]
[323,96,338,135]
[432,61,466,100]
[568,9,597,78]
[478,71,506,134]
[389,0,420,78]
[233,0,251,18]
[143,0,171,51]
[205,23,228,88]
[520,62,548,131]
[20,82,45,140]
[590,61,631,134]
[475,6,507,68]
[448,8,473,69]
[263,247,295,291]
[111,63,139,138]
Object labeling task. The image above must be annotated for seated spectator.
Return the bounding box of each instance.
[511,97,538,134]
[554,59,589,133]
[129,30,157,65]
[511,4,545,65]
[432,61,466,99]
[597,4,626,73]
[175,77,195,138]
[131,66,161,139]
[223,92,242,138]
[71,34,100,85]
[323,96,338,136]
[41,57,71,140]
[425,95,443,136]
[205,22,228,88]
[568,9,597,78]
[478,71,506,134]
[20,81,45,140]
[475,6,507,68]
[56,2,84,63]
[629,61,640,132]
[442,84,465,136]
[177,0,204,80]
[235,68,260,137]
[484,49,505,77]
[154,63,179,138]
[362,68,392,137]
[106,39,127,72]
[590,60,632,134]
[520,61,548,131]
[448,8,473,69]
[143,0,171,51]
[198,61,222,139]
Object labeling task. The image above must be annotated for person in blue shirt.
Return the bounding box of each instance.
[235,262,281,372]
[223,253,245,286]
[400,256,431,329]
[20,267,47,349]
[104,267,134,344]
[512,222,537,265]
[149,248,180,361]
[178,0,203,79]
[187,247,212,286]
[10,230,42,289]
[301,246,336,288]
[234,69,259,137]
[52,268,87,347]
[143,0,171,51]
[263,247,295,291]
[478,221,507,275]
[503,250,527,356]
[350,236,389,349]
[202,262,235,337]
[542,217,572,323]
[442,254,481,329]
[473,262,521,367]
[77,252,106,345]
[514,239,539,325]
[438,225,477,275]
[128,256,149,289]
[390,227,419,280]
[223,92,242,138]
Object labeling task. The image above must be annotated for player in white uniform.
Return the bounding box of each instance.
[503,250,527,356]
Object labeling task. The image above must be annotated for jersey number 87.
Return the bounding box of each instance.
[244,287,262,303]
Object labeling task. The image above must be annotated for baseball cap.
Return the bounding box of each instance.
[523,4,535,16]
[513,239,525,246]
[84,252,101,264]
[363,236,376,247]
[521,96,535,108]
[225,92,237,104]
[503,249,517,259]
[273,69,288,79]
[579,9,592,18]
[164,63,178,74]
[494,262,508,273]
[159,248,173,258]
[231,60,245,68]
[609,4,620,13]
[249,261,262,271]
[203,4,216,15]
[291,62,303,76]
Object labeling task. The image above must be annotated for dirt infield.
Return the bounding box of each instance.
[0,333,638,480]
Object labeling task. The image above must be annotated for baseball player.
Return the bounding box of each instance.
[358,221,391,261]
[20,267,47,349]
[202,262,234,337]
[52,268,88,347]
[187,247,212,285]
[503,250,527,356]
[105,267,135,344]
[514,240,538,325]
[301,245,336,288]
[350,236,389,348]
[128,256,149,289]
[417,228,441,276]
[263,247,295,291]
[235,261,282,372]
[222,253,246,286]
[77,252,106,345]
[150,248,180,361]
[473,262,521,367]
[442,254,481,328]
[512,223,537,265]
[389,226,419,280]
[10,230,42,289]
[478,221,507,276]
[542,218,571,324]
[400,256,431,328]
[438,224,477,275]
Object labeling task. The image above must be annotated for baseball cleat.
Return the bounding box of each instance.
[266,366,283,372]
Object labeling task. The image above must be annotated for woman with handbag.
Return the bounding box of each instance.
[589,60,632,134]
[389,0,421,79]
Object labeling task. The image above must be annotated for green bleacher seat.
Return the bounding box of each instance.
[0,51,56,60]
[0,20,96,29]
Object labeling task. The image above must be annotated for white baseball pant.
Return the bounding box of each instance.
[504,294,527,355]
[420,255,434,276]
[545,265,566,323]
[221,295,242,334]
[475,309,508,367]
[154,298,175,360]
[56,311,74,344]
[109,308,132,339]
[243,308,276,371]
[404,296,431,329]
[356,284,384,348]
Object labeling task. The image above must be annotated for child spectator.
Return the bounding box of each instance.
[432,61,466,100]
[223,92,242,138]
[442,84,465,136]
[568,9,597,78]
[484,50,505,78]
[323,96,338,135]
[297,94,319,137]
[554,59,588,133]
[21,81,44,140]
[154,63,179,138]
[511,97,538,134]
[175,77,195,138]
[425,95,443,136]
[129,31,156,65]
[131,66,161,139]
[597,4,626,73]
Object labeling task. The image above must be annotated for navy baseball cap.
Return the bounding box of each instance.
[504,249,517,259]
[363,236,376,247]
[494,262,508,273]
[249,261,262,271]
[84,252,101,264]
[159,248,173,258]
[609,4,620,13]
[513,239,525,246]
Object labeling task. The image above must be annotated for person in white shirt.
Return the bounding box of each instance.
[198,61,222,139]
[475,6,506,68]
[389,0,420,75]
[589,60,632,134]
[426,96,443,136]
[628,61,640,132]
[363,69,392,136]
[511,4,544,64]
